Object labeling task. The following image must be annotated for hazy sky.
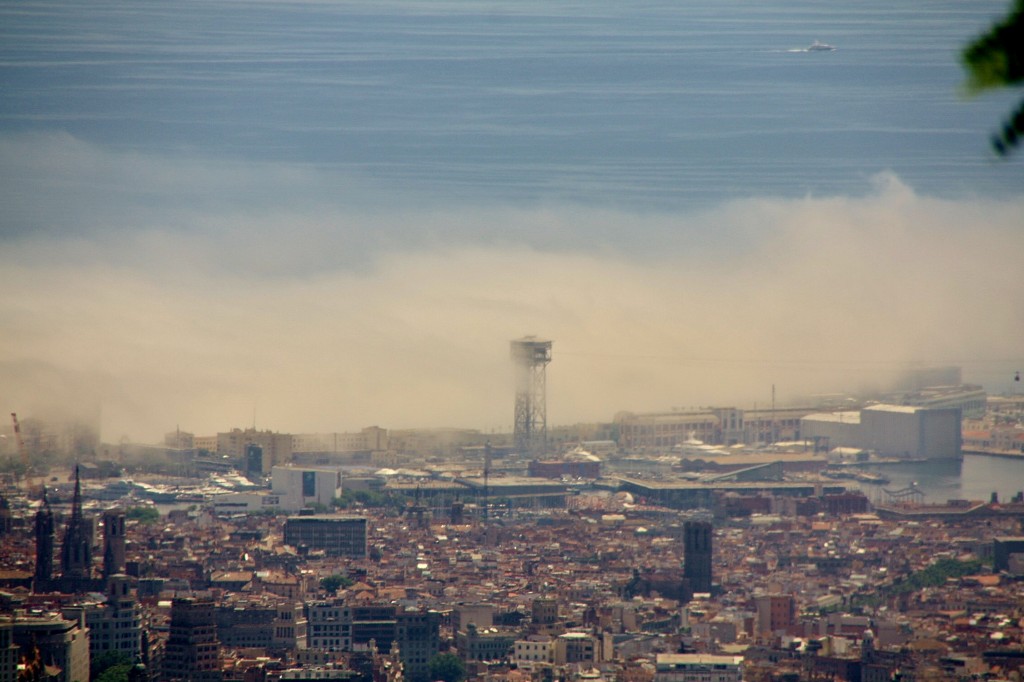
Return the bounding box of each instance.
[1,0,1022,443]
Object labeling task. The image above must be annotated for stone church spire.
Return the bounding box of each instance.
[60,465,93,581]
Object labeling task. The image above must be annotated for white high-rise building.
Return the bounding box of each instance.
[271,466,343,511]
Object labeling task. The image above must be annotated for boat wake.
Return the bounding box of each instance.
[782,41,836,53]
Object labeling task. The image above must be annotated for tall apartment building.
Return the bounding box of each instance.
[273,603,309,653]
[77,575,142,662]
[304,603,439,681]
[215,599,307,652]
[396,609,441,681]
[163,598,222,682]
[306,600,349,651]
[754,594,795,635]
[0,496,11,537]
[0,621,19,682]
[683,521,713,595]
[532,598,557,630]
[214,428,293,467]
[7,611,90,682]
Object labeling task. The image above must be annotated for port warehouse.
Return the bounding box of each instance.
[605,478,848,510]
[313,475,850,512]
[801,405,962,460]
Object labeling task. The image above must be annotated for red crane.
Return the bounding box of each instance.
[10,412,37,497]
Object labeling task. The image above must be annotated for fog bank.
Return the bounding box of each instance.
[1,138,1021,442]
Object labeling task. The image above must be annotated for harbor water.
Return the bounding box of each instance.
[861,454,1024,505]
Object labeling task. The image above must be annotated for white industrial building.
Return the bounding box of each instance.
[212,465,344,513]
[802,404,961,460]
[271,465,343,510]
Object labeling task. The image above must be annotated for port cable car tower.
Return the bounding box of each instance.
[511,336,552,457]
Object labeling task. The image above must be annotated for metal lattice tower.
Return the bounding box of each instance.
[511,336,552,456]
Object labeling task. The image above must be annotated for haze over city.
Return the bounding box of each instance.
[1,0,1022,442]
[3,171,1024,442]
[4,5,1024,682]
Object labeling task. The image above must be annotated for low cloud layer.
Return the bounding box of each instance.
[1,134,1022,443]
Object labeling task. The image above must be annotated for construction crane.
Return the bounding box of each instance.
[10,412,37,498]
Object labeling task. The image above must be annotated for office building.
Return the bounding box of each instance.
[271,466,343,511]
[8,611,90,682]
[684,521,713,595]
[245,444,266,477]
[283,516,366,558]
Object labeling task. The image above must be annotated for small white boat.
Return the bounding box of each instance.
[807,40,836,52]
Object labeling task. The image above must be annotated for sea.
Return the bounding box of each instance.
[0,0,1020,211]
[860,455,1024,506]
